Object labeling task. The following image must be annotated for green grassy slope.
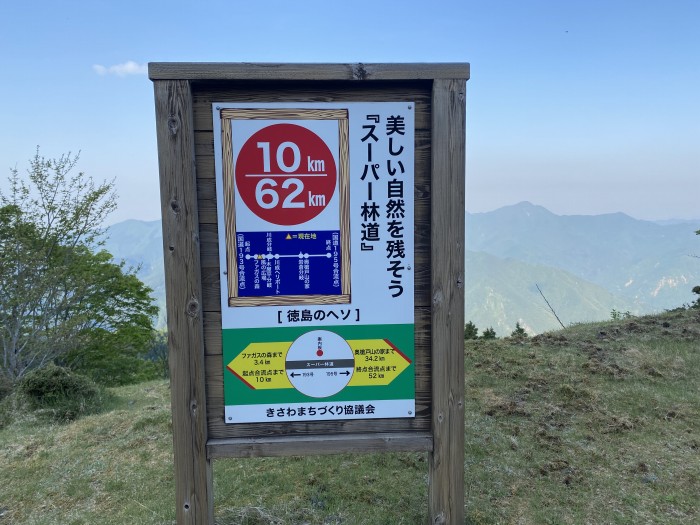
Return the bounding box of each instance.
[464,307,699,524]
[1,308,698,524]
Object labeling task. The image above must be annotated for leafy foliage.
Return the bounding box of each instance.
[510,321,528,339]
[0,149,157,381]
[610,308,633,321]
[464,321,479,340]
[17,363,104,421]
[692,286,700,308]
[58,250,159,386]
[0,374,12,402]
[481,327,497,339]
[144,330,169,379]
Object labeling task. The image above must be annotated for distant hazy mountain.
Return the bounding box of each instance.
[466,202,700,315]
[465,250,638,336]
[104,203,700,335]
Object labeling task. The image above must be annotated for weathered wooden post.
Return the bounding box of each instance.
[150,63,468,524]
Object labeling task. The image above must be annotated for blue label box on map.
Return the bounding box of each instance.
[236,230,342,297]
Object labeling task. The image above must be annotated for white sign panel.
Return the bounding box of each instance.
[213,102,415,424]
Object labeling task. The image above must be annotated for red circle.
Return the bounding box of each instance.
[235,123,337,226]
[316,350,324,357]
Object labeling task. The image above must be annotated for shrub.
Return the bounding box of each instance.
[511,322,528,339]
[17,364,105,422]
[64,339,161,387]
[610,309,633,321]
[0,376,13,427]
[0,374,13,402]
[692,286,700,308]
[481,327,497,340]
[464,321,479,340]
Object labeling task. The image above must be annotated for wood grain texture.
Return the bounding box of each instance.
[192,83,432,132]
[428,79,466,525]
[229,294,351,307]
[338,116,351,297]
[220,118,237,303]
[153,80,212,524]
[149,62,470,82]
[220,108,348,120]
[208,432,433,459]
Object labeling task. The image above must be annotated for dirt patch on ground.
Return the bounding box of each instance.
[531,333,569,346]
[482,388,531,417]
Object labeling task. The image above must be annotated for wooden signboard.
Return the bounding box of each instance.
[150,63,468,524]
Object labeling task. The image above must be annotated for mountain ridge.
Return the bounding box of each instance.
[466,201,700,316]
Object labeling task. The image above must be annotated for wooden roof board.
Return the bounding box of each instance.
[148,62,470,81]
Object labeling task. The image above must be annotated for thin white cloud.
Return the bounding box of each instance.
[92,61,147,77]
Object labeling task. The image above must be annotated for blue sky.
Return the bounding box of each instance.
[1,0,698,223]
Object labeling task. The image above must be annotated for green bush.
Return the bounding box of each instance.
[0,395,14,429]
[510,322,528,339]
[61,325,161,387]
[692,285,700,308]
[0,376,14,428]
[481,327,497,339]
[0,374,13,401]
[65,343,161,387]
[610,308,633,320]
[464,321,479,340]
[17,364,105,422]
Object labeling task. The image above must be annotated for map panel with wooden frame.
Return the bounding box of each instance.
[219,108,351,307]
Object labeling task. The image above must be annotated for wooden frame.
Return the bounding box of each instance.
[151,63,468,525]
[429,78,467,525]
[219,108,351,307]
